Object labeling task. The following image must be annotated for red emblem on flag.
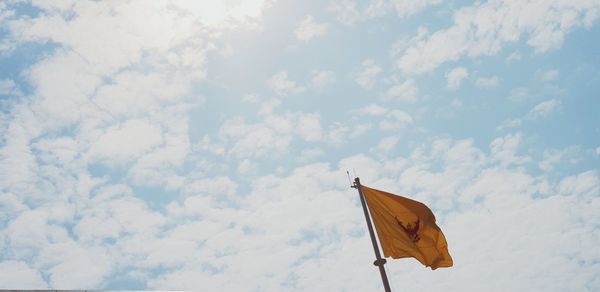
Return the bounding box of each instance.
[395,216,420,243]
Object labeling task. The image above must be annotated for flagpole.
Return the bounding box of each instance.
[353,177,392,292]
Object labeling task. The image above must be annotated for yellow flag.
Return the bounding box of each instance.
[361,185,453,270]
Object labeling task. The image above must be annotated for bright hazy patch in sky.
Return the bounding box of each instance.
[0,0,599,291]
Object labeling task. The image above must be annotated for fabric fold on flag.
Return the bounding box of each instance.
[361,185,453,270]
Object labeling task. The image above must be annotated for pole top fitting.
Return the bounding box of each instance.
[351,177,360,189]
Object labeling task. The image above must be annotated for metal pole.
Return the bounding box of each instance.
[353,177,392,292]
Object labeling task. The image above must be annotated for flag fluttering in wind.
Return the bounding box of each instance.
[361,185,453,270]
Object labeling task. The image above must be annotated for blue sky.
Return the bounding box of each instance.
[0,0,599,290]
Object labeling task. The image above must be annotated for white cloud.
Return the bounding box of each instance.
[490,133,530,166]
[325,122,351,145]
[217,112,323,158]
[379,110,413,130]
[1,0,271,134]
[383,79,419,103]
[356,103,388,116]
[0,2,14,22]
[12,2,237,79]
[0,5,273,288]
[374,135,399,153]
[267,70,305,96]
[352,104,411,133]
[535,69,560,82]
[27,51,104,126]
[298,148,325,163]
[297,113,324,142]
[0,5,16,53]
[538,146,580,172]
[0,192,26,223]
[350,123,373,139]
[475,76,499,88]
[527,99,561,119]
[497,99,558,130]
[148,162,374,290]
[506,51,522,61]
[0,0,271,193]
[257,98,282,116]
[0,260,47,289]
[182,176,238,200]
[0,119,39,196]
[39,242,112,289]
[328,0,363,25]
[355,59,382,89]
[92,71,192,117]
[446,67,469,90]
[309,70,336,89]
[237,159,252,173]
[497,118,522,130]
[508,87,530,102]
[295,15,327,41]
[558,170,599,198]
[596,146,600,156]
[75,186,165,242]
[390,0,442,18]
[329,0,441,25]
[87,119,163,166]
[125,109,191,188]
[0,78,20,96]
[127,133,190,187]
[5,208,71,258]
[396,1,600,74]
[242,93,261,103]
[33,134,77,159]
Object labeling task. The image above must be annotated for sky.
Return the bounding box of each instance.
[0,0,599,291]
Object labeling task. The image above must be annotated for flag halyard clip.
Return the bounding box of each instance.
[373,258,387,266]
